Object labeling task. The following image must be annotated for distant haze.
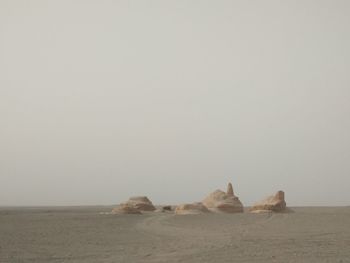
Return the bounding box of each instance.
[1,0,350,206]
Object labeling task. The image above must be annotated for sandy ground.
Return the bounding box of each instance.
[0,206,349,263]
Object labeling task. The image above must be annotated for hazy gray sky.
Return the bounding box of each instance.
[1,0,350,206]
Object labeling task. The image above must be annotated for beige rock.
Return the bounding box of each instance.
[111,203,142,214]
[126,196,156,211]
[111,196,156,214]
[175,202,210,215]
[250,191,287,213]
[227,182,234,197]
[202,183,244,213]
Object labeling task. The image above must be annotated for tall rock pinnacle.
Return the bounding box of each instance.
[227,182,234,197]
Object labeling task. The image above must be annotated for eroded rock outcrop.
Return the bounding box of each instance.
[250,191,287,213]
[111,203,142,214]
[161,205,173,212]
[126,196,156,211]
[112,196,156,214]
[202,183,244,213]
[175,202,210,215]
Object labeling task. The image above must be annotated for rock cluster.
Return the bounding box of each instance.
[111,183,289,216]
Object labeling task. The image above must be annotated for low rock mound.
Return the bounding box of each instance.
[202,183,244,213]
[111,203,141,214]
[161,205,173,212]
[126,196,156,211]
[111,196,156,214]
[250,191,287,213]
[175,202,210,215]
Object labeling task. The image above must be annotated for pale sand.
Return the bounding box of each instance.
[0,207,349,263]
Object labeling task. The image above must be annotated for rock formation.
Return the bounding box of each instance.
[111,203,142,214]
[111,196,156,214]
[250,191,287,213]
[126,196,156,211]
[161,205,173,212]
[175,202,210,215]
[227,182,234,197]
[202,183,244,213]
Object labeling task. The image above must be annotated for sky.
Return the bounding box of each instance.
[1,0,350,206]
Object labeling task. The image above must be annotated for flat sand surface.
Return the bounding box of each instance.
[0,207,349,263]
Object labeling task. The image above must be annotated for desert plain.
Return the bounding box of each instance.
[0,206,349,263]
